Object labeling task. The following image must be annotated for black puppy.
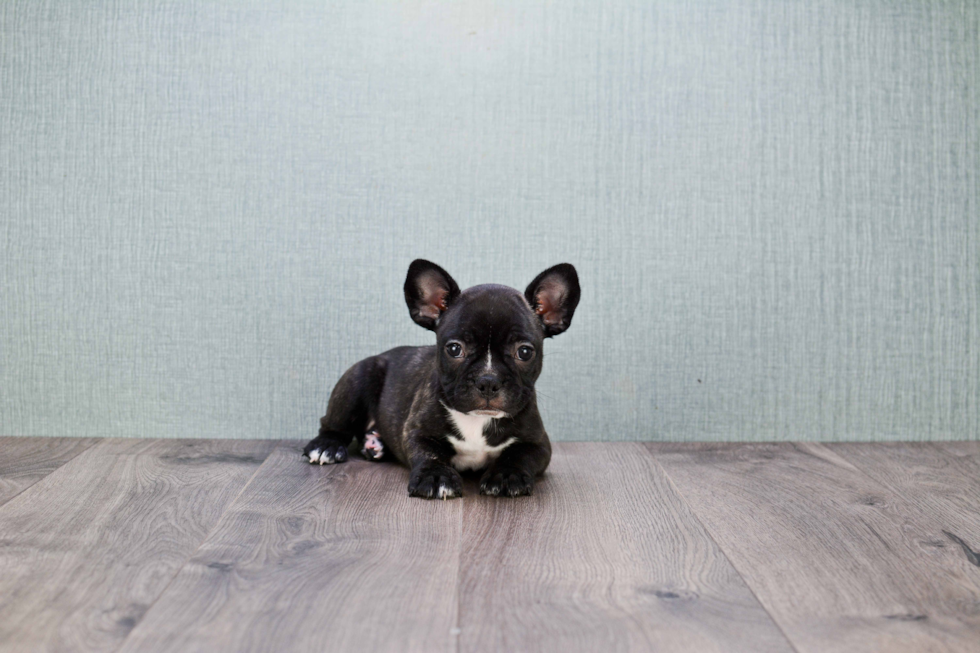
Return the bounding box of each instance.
[303,260,580,499]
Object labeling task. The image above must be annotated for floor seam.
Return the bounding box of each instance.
[0,437,104,510]
[642,443,803,653]
[823,442,980,575]
[821,442,928,499]
[109,440,283,653]
[455,492,463,653]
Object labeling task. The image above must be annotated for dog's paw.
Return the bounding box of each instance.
[480,468,534,497]
[408,464,463,500]
[360,431,385,461]
[303,439,348,465]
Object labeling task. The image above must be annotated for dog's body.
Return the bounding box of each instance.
[304,260,580,499]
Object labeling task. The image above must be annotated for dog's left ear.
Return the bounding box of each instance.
[404,259,461,330]
[525,263,580,337]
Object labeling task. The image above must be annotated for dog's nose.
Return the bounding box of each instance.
[475,375,502,398]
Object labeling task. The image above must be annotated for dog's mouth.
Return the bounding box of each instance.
[470,409,509,418]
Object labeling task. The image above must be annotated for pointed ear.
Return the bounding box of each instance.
[525,263,580,337]
[404,259,460,330]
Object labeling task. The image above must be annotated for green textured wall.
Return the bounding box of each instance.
[2,1,978,441]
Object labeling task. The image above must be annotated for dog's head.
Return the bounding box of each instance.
[404,260,580,417]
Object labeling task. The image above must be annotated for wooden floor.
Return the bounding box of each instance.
[0,439,978,652]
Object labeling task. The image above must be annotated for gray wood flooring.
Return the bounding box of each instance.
[0,438,978,653]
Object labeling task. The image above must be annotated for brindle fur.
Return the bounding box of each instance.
[304,260,580,499]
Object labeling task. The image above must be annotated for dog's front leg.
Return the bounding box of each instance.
[479,441,551,497]
[406,432,463,500]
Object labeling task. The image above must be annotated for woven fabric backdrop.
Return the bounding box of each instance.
[2,1,978,441]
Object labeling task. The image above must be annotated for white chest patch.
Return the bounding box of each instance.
[443,404,516,471]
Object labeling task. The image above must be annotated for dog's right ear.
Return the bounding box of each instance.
[404,260,460,330]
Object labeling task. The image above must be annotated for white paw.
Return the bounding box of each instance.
[361,432,385,460]
[304,441,348,465]
[306,449,338,465]
[436,483,458,500]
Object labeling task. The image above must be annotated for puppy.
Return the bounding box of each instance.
[303,260,580,499]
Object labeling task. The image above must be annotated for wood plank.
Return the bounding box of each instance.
[118,444,462,653]
[650,442,980,653]
[0,438,277,653]
[458,443,793,653]
[829,442,980,573]
[0,437,100,507]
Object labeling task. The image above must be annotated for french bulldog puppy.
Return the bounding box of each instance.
[303,260,580,499]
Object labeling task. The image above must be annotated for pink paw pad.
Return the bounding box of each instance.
[361,430,385,460]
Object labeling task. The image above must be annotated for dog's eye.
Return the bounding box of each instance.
[517,345,534,361]
[446,342,464,358]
